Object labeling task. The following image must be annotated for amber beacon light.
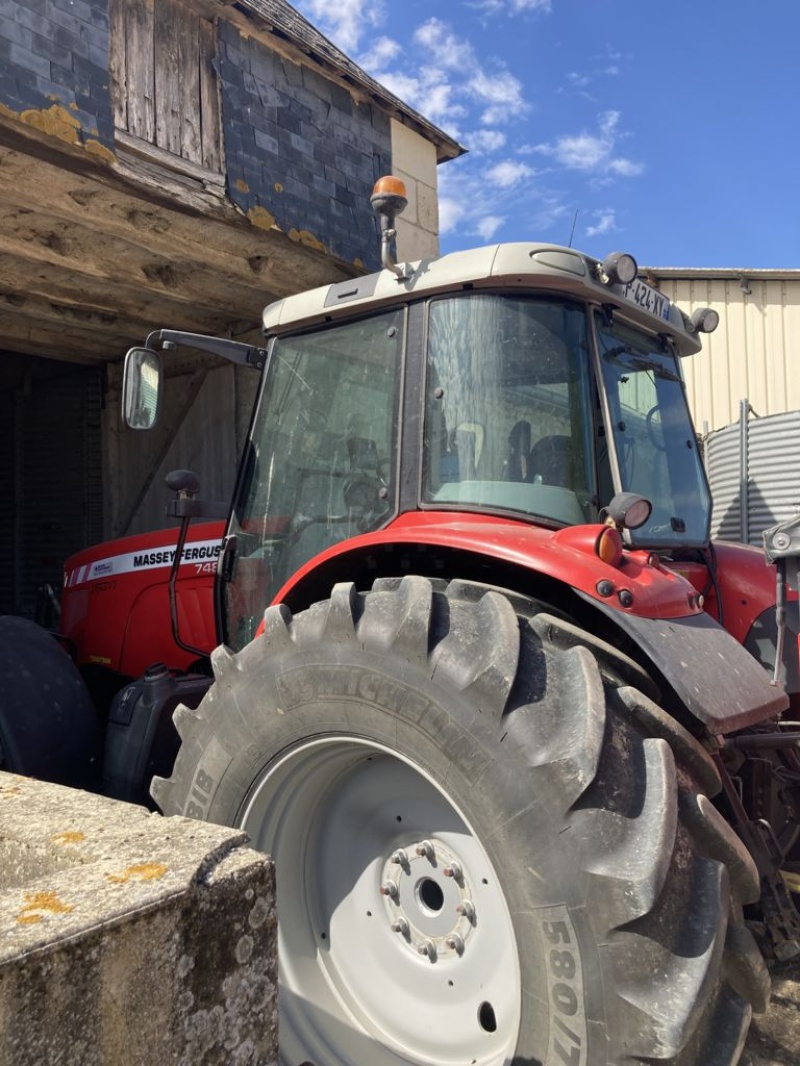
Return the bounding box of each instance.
[371,176,409,279]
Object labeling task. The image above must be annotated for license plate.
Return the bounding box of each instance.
[621,278,671,320]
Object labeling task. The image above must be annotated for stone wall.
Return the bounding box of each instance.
[217,20,390,271]
[0,0,113,149]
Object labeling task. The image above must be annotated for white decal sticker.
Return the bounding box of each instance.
[65,539,222,586]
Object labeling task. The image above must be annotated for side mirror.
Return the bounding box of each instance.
[122,346,163,429]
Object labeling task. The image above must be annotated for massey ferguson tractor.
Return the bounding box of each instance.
[3,176,800,1066]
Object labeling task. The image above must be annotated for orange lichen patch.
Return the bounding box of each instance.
[84,139,115,163]
[353,258,364,270]
[20,104,81,145]
[247,206,277,231]
[0,102,114,162]
[273,182,283,193]
[234,178,250,193]
[288,228,326,253]
[0,785,22,797]
[50,831,85,846]
[16,890,74,925]
[106,862,168,884]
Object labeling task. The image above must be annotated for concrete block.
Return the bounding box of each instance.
[0,772,277,1066]
[391,117,438,185]
[417,179,439,233]
[7,41,50,80]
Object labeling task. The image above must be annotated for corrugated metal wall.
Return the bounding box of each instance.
[706,410,800,545]
[656,276,800,434]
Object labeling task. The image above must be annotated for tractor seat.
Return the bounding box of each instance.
[529,434,574,487]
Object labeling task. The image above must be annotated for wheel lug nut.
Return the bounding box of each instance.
[417,938,437,959]
[390,848,409,866]
[445,933,464,954]
[443,861,462,880]
[380,881,399,899]
[415,840,434,860]
[391,917,409,936]
[455,900,475,920]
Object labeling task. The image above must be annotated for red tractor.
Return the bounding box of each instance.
[4,176,800,1065]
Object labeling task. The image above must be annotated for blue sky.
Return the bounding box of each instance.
[294,0,798,269]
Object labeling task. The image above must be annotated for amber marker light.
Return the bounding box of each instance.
[596,526,624,567]
[370,176,408,215]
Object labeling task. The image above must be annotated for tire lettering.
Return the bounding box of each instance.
[542,920,570,944]
[554,1039,580,1066]
[277,666,494,779]
[549,949,576,980]
[538,905,586,1066]
[195,769,213,793]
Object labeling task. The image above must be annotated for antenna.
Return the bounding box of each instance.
[567,210,579,248]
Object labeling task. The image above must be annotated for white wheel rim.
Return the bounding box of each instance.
[240,735,521,1066]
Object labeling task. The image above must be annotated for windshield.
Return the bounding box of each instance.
[223,309,404,649]
[594,312,711,547]
[423,295,595,525]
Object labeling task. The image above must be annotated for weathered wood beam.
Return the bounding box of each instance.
[0,223,274,321]
[0,113,360,292]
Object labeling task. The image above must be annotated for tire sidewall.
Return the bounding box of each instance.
[178,639,608,1066]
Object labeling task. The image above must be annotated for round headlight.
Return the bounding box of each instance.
[602,252,638,286]
[690,307,719,333]
[604,491,653,530]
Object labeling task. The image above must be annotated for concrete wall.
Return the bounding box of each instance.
[391,118,439,261]
[0,771,277,1066]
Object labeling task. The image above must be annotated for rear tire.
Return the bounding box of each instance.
[153,576,768,1066]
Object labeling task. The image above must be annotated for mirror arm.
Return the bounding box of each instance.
[145,330,267,369]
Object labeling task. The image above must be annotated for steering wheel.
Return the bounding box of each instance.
[343,471,390,531]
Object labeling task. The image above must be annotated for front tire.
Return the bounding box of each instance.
[153,576,768,1066]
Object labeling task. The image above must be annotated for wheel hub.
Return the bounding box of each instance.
[239,736,521,1066]
[380,838,475,960]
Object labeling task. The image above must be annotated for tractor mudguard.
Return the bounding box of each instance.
[579,593,788,733]
[0,616,103,787]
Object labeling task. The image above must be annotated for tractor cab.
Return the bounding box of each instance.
[212,246,716,650]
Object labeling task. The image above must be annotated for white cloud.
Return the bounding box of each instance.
[585,211,617,237]
[487,160,535,187]
[470,69,527,124]
[371,69,466,135]
[358,36,401,70]
[531,200,571,235]
[414,19,474,70]
[297,0,383,53]
[474,0,552,13]
[475,215,505,240]
[439,198,467,233]
[405,19,527,127]
[466,129,507,153]
[567,72,590,90]
[534,110,643,178]
[608,158,645,177]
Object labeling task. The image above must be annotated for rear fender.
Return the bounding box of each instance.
[262,515,788,735]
